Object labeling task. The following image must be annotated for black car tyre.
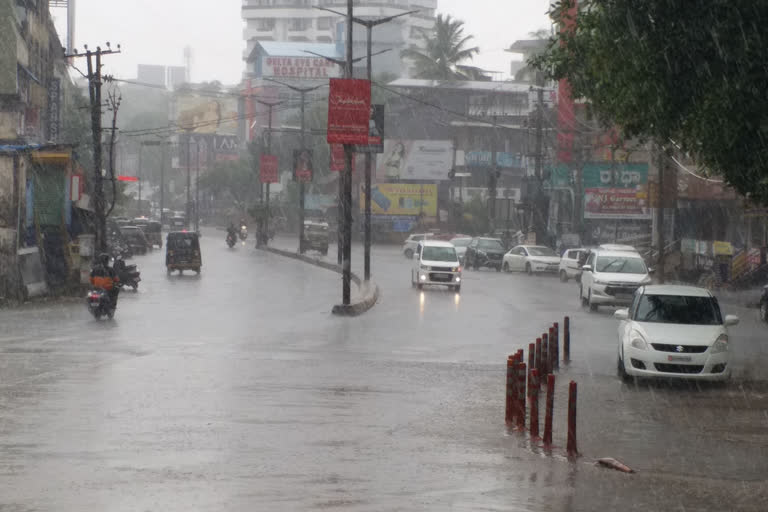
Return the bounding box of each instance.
[503,262,510,273]
[454,285,461,292]
[580,286,588,307]
[526,263,533,276]
[194,268,201,274]
[167,267,172,275]
[473,259,479,270]
[496,265,501,272]
[588,290,598,312]
[417,283,423,290]
[617,351,630,381]
[404,249,413,259]
[560,270,568,282]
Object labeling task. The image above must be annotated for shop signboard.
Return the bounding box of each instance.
[583,163,650,220]
[260,154,278,183]
[375,140,453,181]
[327,79,371,145]
[360,184,437,218]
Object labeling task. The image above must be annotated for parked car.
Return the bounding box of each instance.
[402,233,433,259]
[580,248,652,311]
[169,216,186,231]
[449,237,472,264]
[410,240,462,291]
[559,248,589,282]
[301,219,329,255]
[614,285,739,381]
[760,284,768,323]
[502,245,561,275]
[119,226,149,255]
[464,237,505,271]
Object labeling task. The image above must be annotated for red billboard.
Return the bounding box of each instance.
[327,78,371,145]
[293,149,313,183]
[259,154,279,184]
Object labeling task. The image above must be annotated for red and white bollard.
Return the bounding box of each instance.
[544,374,555,447]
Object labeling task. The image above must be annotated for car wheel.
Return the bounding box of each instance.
[588,290,598,312]
[194,268,201,274]
[166,267,172,275]
[617,350,630,381]
[404,249,413,259]
[560,270,568,282]
[417,283,423,290]
[526,263,533,276]
[411,271,416,288]
[454,285,461,293]
[503,262,510,273]
[761,301,768,323]
[473,259,479,270]
[580,286,588,307]
[131,284,138,291]
[496,265,501,272]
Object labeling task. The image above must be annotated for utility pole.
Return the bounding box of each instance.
[342,0,354,305]
[656,143,666,284]
[264,79,323,254]
[195,140,200,232]
[489,114,498,234]
[256,100,283,246]
[185,131,192,229]
[137,140,143,217]
[67,43,121,252]
[534,85,545,244]
[315,5,417,282]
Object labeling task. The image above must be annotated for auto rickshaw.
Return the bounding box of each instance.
[166,231,202,274]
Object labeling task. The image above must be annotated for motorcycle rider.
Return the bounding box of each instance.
[227,221,238,240]
[90,253,120,309]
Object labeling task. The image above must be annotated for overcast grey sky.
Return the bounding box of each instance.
[52,0,551,85]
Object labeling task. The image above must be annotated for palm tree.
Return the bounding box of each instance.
[401,14,485,81]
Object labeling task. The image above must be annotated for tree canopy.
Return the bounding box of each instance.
[533,0,768,204]
[401,14,486,81]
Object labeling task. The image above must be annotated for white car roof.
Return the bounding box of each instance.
[599,244,637,252]
[594,250,644,258]
[641,285,712,297]
[420,240,455,248]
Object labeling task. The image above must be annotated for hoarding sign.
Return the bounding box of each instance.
[46,78,60,142]
[351,104,384,153]
[327,78,371,145]
[293,149,313,183]
[260,154,278,184]
[375,140,453,181]
[261,56,340,79]
[330,144,346,171]
[465,151,523,169]
[583,163,650,220]
[359,183,437,217]
[175,93,238,135]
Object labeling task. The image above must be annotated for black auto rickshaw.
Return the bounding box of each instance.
[166,231,202,274]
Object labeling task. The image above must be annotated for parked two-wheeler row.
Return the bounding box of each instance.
[86,255,142,321]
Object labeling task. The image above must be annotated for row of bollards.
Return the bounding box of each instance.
[505,316,577,457]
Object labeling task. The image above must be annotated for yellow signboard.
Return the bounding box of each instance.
[360,183,437,217]
[713,241,734,256]
[175,93,238,135]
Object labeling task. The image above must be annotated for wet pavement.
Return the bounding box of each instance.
[1,229,768,510]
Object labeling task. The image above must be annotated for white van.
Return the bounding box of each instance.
[579,248,652,311]
[411,240,462,292]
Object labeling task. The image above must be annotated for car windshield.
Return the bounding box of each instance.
[596,256,646,274]
[478,239,503,250]
[635,294,723,325]
[422,246,457,262]
[169,236,198,250]
[451,238,471,247]
[528,247,557,257]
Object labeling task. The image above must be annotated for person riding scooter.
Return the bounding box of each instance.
[90,253,120,309]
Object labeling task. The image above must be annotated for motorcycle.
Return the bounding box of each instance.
[239,225,248,241]
[226,231,237,248]
[86,288,115,319]
[113,257,141,291]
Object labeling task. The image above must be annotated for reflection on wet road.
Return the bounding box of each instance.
[1,231,767,510]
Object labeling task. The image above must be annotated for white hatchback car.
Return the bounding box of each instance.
[558,248,589,282]
[580,248,652,311]
[615,285,739,381]
[411,240,462,291]
[402,233,432,259]
[502,245,561,275]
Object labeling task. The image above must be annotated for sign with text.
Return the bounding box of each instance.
[359,183,437,218]
[260,154,279,183]
[352,104,384,153]
[261,56,341,79]
[375,140,453,181]
[583,163,650,220]
[293,149,313,183]
[465,151,523,169]
[329,143,357,171]
[327,79,371,145]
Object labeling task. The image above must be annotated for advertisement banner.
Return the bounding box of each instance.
[175,93,239,135]
[261,56,341,79]
[359,183,437,218]
[293,149,313,183]
[583,163,650,220]
[375,140,453,181]
[330,144,346,171]
[465,151,523,169]
[351,104,384,153]
[327,78,371,145]
[260,154,278,184]
[46,78,60,142]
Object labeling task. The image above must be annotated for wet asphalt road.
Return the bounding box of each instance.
[1,229,768,511]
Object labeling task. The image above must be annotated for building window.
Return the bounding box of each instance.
[288,18,309,31]
[317,17,332,30]
[256,18,275,31]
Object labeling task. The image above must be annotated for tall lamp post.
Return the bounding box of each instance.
[255,99,283,246]
[264,78,325,254]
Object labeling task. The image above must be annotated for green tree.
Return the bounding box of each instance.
[199,157,260,210]
[401,14,485,80]
[532,0,768,204]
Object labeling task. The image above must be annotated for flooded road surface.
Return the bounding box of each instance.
[1,230,767,511]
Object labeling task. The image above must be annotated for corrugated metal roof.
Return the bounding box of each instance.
[250,41,341,60]
[386,78,533,93]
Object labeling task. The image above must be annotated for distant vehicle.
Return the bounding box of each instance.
[559,248,589,282]
[411,240,462,291]
[169,216,186,230]
[140,220,162,248]
[301,219,329,255]
[449,237,472,264]
[463,237,505,271]
[402,233,433,259]
[166,231,201,274]
[760,284,768,323]
[614,285,739,381]
[119,226,149,255]
[580,248,652,311]
[502,245,561,275]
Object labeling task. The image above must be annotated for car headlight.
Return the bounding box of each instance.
[711,334,729,353]
[421,265,430,271]
[630,336,649,350]
[452,266,461,272]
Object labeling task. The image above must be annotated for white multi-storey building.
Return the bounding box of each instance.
[242,0,437,77]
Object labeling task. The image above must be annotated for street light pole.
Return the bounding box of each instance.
[315,5,417,282]
[195,140,200,232]
[263,79,324,254]
[256,100,283,246]
[186,131,192,230]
